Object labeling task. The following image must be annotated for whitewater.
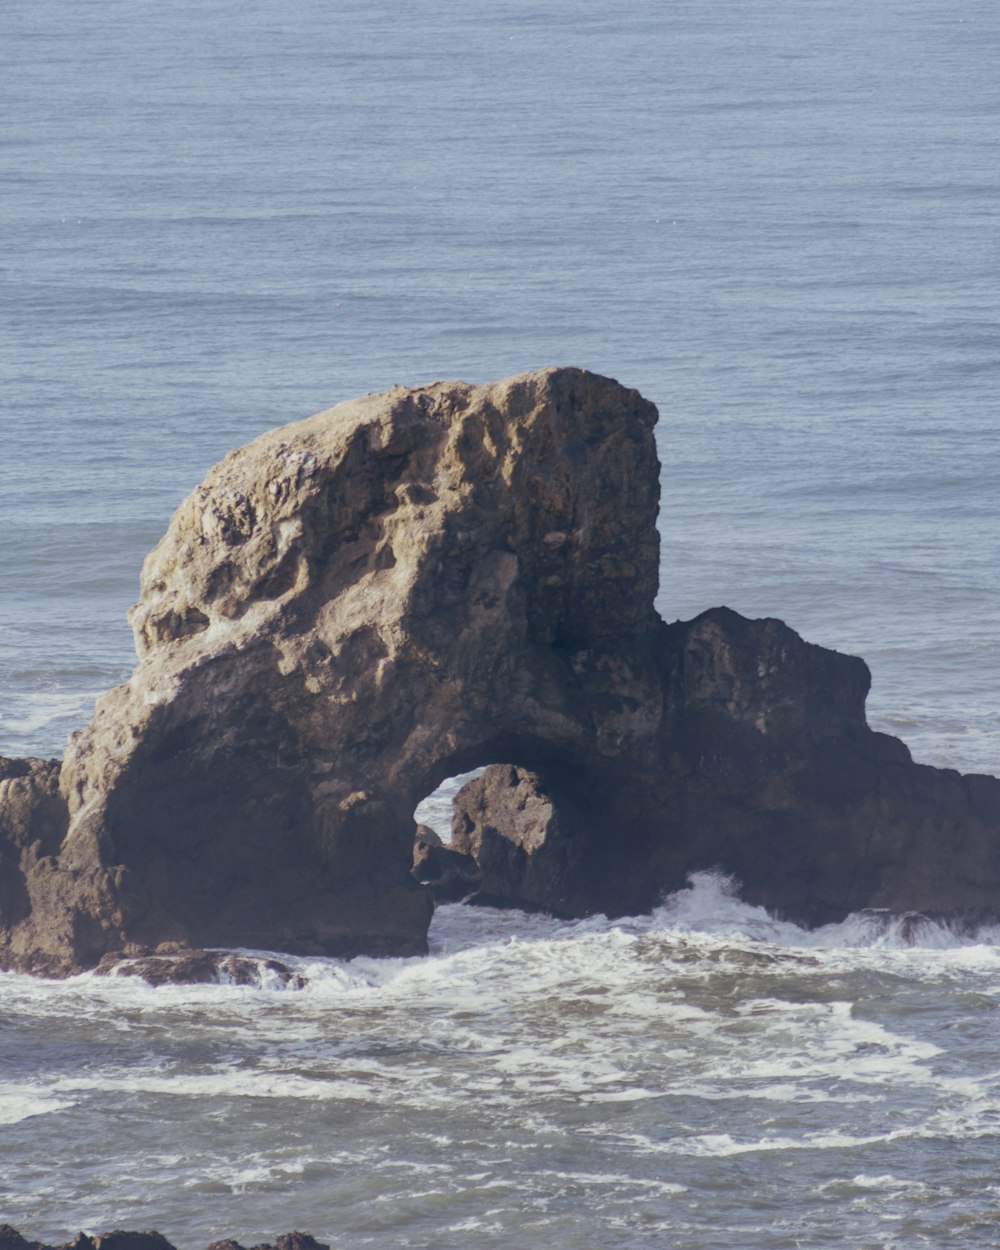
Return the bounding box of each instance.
[5,874,1000,1246]
[3,0,1000,1244]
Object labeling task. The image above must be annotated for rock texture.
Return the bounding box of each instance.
[2,366,1000,974]
[0,368,660,972]
[411,824,481,902]
[450,607,1000,927]
[448,765,582,914]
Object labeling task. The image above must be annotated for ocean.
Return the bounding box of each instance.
[2,0,999,1244]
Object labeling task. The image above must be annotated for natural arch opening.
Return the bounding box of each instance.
[413,768,484,843]
[411,761,584,914]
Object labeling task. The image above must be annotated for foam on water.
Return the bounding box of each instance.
[0,1089,76,1126]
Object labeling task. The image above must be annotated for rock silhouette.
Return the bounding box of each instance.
[2,368,999,975]
[0,1226,327,1250]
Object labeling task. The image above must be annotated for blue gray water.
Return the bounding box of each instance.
[2,0,1000,1245]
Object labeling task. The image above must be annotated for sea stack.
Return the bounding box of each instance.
[2,368,1000,976]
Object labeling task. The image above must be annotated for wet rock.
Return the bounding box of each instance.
[96,947,303,988]
[275,1237,329,1250]
[247,1237,329,1250]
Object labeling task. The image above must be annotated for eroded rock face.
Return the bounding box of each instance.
[2,366,999,975]
[0,368,662,972]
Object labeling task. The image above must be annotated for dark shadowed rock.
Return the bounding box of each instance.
[60,1236,95,1250]
[452,606,1000,926]
[274,1236,329,1250]
[0,1232,326,1250]
[92,1234,176,1250]
[0,1226,54,1250]
[412,823,482,902]
[0,757,71,976]
[247,1237,329,1250]
[1,366,1000,974]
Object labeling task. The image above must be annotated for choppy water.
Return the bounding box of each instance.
[2,0,1000,1244]
[5,876,1000,1247]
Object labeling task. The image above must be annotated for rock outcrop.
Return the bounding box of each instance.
[1,368,661,972]
[445,607,1000,927]
[0,1226,327,1250]
[2,366,999,974]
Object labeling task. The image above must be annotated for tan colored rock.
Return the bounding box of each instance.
[0,368,661,972]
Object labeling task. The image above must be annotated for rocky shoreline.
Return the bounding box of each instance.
[2,367,999,978]
[0,1229,327,1250]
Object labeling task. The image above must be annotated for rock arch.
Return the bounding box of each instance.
[3,368,1000,975]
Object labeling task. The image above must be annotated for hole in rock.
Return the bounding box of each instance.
[413,769,484,843]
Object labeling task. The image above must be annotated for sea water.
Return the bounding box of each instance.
[2,0,999,1244]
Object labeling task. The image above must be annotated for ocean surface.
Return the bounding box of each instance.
[2,0,999,1245]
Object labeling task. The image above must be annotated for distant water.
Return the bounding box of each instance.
[2,0,1000,1245]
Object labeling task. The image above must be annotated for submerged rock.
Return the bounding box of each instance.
[96,946,303,988]
[1,366,999,974]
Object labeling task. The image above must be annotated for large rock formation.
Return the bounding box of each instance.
[1,368,661,973]
[442,607,1000,926]
[2,367,1000,975]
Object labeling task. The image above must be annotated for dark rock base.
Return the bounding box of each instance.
[0,1227,327,1250]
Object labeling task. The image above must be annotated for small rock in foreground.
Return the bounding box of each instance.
[0,1228,329,1250]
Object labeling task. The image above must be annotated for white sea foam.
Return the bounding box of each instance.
[839,1174,933,1195]
[0,1088,75,1125]
[5,866,1000,1245]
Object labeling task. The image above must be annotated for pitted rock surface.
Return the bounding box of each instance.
[1,368,661,971]
[2,367,1000,974]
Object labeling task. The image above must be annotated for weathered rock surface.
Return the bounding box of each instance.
[449,765,583,914]
[2,366,1000,974]
[0,368,661,973]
